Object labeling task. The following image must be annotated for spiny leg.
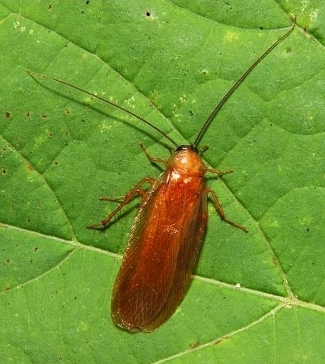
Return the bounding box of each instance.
[88,176,155,229]
[206,167,233,177]
[208,187,248,232]
[139,142,168,166]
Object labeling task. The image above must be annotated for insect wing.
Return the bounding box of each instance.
[144,179,208,332]
[111,167,208,332]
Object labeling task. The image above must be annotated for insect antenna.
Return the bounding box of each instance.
[27,70,179,148]
[28,17,295,152]
[192,18,296,149]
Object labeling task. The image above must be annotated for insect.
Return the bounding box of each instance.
[29,20,295,332]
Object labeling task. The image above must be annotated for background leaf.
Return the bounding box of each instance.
[1,1,325,363]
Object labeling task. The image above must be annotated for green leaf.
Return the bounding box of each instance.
[1,1,325,363]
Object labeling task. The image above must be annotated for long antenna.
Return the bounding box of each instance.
[28,18,295,150]
[192,19,296,149]
[27,70,179,148]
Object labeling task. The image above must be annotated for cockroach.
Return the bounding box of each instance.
[28,20,295,332]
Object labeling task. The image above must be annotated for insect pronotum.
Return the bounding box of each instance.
[29,19,295,332]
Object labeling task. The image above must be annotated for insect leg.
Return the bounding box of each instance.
[207,187,248,232]
[87,176,155,229]
[140,142,168,166]
[206,167,233,176]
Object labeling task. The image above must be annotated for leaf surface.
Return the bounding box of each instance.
[1,1,325,363]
